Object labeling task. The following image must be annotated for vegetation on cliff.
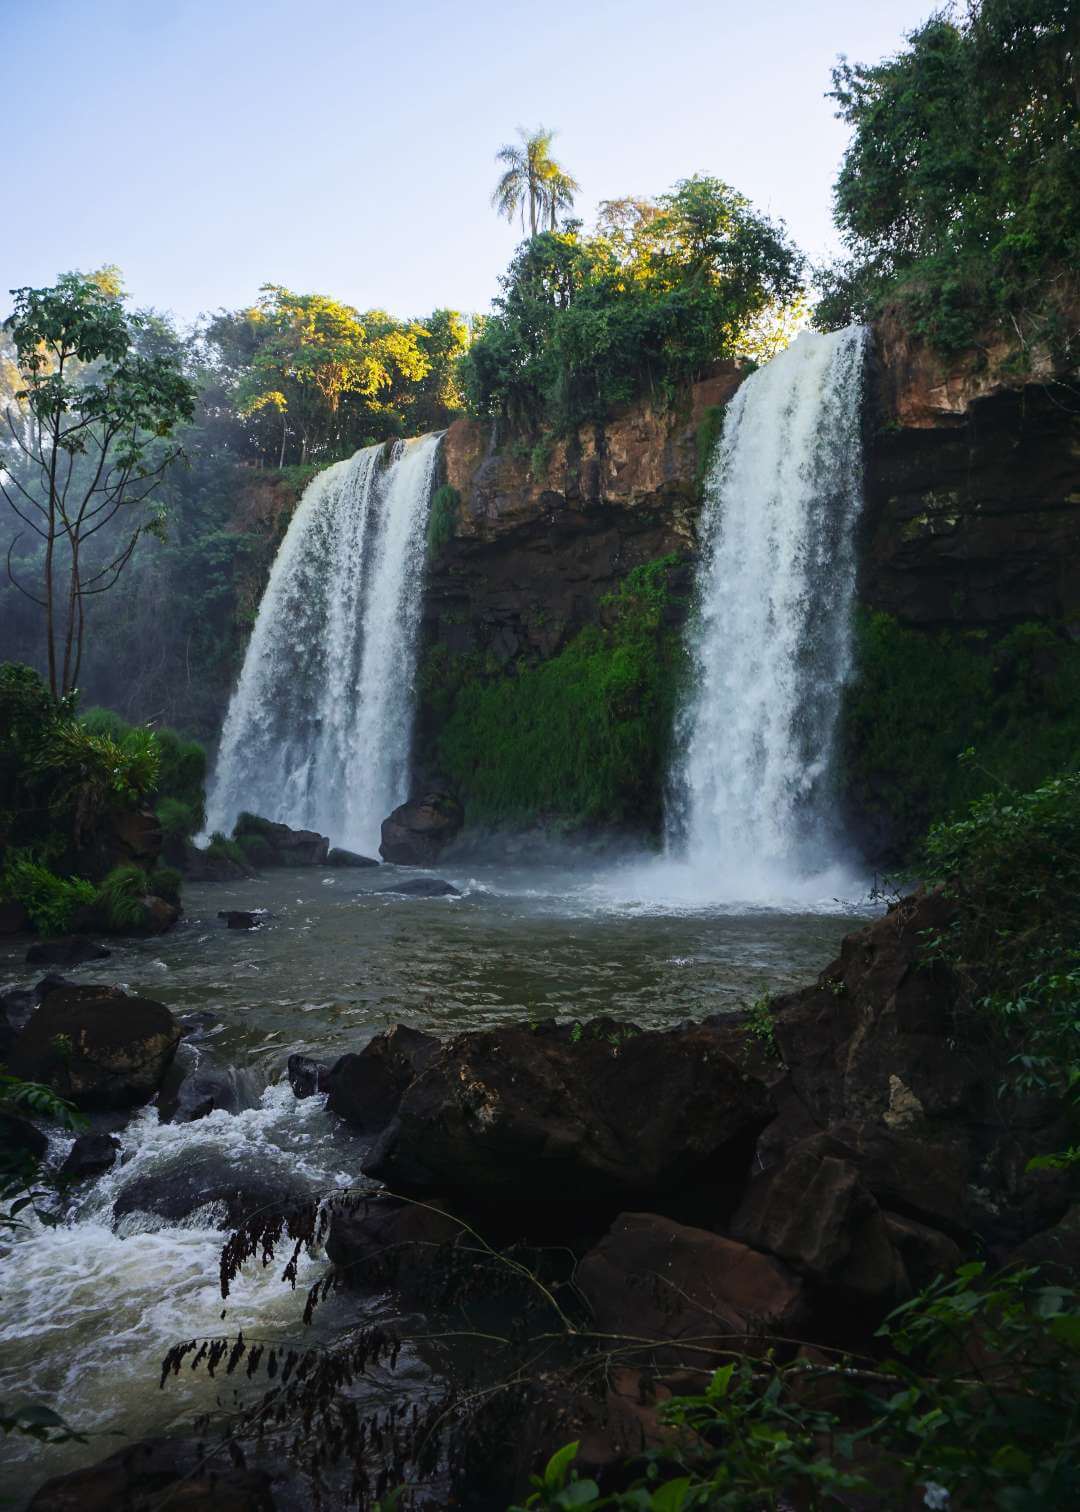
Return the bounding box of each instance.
[816,0,1079,356]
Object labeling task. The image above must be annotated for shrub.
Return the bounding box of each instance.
[149,865,182,905]
[234,812,278,839]
[0,855,96,936]
[207,831,248,866]
[93,863,149,930]
[427,484,461,555]
[235,832,274,867]
[156,796,200,842]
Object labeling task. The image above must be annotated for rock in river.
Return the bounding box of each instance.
[377,877,460,898]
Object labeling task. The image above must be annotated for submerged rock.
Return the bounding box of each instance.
[0,899,29,934]
[113,1150,310,1228]
[25,937,111,967]
[178,1009,222,1039]
[9,987,181,1111]
[327,846,379,867]
[28,1436,278,1510]
[287,1053,331,1099]
[157,1062,264,1123]
[218,909,263,929]
[59,1132,120,1182]
[326,1024,439,1133]
[379,790,462,866]
[377,877,460,898]
[362,1019,773,1201]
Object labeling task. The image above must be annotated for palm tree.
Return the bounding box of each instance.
[491,126,580,237]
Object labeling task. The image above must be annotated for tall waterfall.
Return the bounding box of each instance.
[669,326,868,895]
[205,432,443,855]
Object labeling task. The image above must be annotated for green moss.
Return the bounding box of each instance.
[426,484,461,556]
[434,556,686,831]
[695,403,728,493]
[840,612,1080,853]
[236,832,274,867]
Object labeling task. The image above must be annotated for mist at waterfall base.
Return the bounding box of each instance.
[205,433,443,857]
[651,325,871,907]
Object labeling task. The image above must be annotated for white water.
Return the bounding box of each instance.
[205,433,443,855]
[668,326,868,901]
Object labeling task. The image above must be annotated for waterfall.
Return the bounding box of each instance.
[669,326,868,896]
[205,432,443,855]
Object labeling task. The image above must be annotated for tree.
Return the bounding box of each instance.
[492,126,580,238]
[1,271,196,699]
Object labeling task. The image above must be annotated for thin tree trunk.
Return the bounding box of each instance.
[44,356,65,699]
[279,416,287,468]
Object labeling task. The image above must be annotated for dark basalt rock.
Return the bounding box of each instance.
[157,1062,264,1123]
[326,1193,464,1297]
[377,877,460,898]
[25,937,111,967]
[218,909,263,929]
[59,1132,120,1182]
[178,1009,222,1039]
[1008,1204,1080,1286]
[28,1436,278,1510]
[576,1211,807,1364]
[0,1110,48,1162]
[9,987,181,1111]
[326,1024,440,1133]
[362,1019,773,1202]
[287,1053,331,1098]
[379,790,463,866]
[0,898,29,934]
[327,846,379,867]
[113,1150,310,1229]
[234,814,330,866]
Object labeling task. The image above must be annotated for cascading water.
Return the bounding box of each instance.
[668,326,868,898]
[205,432,443,855]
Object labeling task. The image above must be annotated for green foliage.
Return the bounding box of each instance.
[516,1266,1080,1510]
[920,770,1080,1115]
[148,864,182,905]
[0,854,95,935]
[93,863,148,929]
[741,990,780,1061]
[82,706,206,840]
[235,832,274,867]
[839,614,1080,851]
[234,811,277,838]
[155,796,199,842]
[427,484,461,556]
[464,178,802,432]
[207,831,248,866]
[816,1,1080,352]
[435,557,684,829]
[492,125,580,238]
[694,403,727,493]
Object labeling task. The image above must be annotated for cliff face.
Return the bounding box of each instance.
[422,366,743,668]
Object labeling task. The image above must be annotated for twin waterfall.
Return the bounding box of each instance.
[670,326,868,892]
[206,434,443,857]
[207,327,868,896]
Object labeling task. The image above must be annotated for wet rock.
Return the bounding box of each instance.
[25,937,111,967]
[730,1134,908,1310]
[1008,1204,1080,1285]
[182,841,253,882]
[234,814,329,866]
[178,1010,222,1039]
[326,1024,439,1133]
[576,1212,806,1365]
[0,899,29,934]
[379,790,463,866]
[218,909,262,929]
[377,876,460,898]
[326,1194,464,1296]
[113,1150,309,1228]
[157,1062,264,1123]
[883,1212,963,1291]
[9,987,181,1111]
[363,1019,773,1202]
[28,1436,277,1510]
[287,1053,331,1098]
[36,972,77,1000]
[327,846,379,867]
[0,1110,48,1162]
[59,1132,120,1182]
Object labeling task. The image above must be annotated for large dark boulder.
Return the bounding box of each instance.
[327,847,379,867]
[0,1110,48,1163]
[28,1437,277,1511]
[8,987,181,1111]
[113,1150,311,1228]
[576,1212,806,1365]
[363,1019,773,1202]
[379,790,463,866]
[287,1053,331,1098]
[326,1024,439,1134]
[326,1194,464,1297]
[157,1062,264,1123]
[234,814,329,866]
[25,937,110,967]
[0,898,29,934]
[59,1132,120,1182]
[377,877,460,898]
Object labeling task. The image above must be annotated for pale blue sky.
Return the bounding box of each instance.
[4,0,935,324]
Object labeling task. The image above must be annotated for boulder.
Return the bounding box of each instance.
[157,1062,264,1123]
[730,1134,908,1309]
[0,899,29,934]
[326,1194,464,1297]
[327,847,379,868]
[379,790,463,866]
[178,1010,222,1039]
[25,937,111,967]
[883,1212,964,1291]
[218,909,263,930]
[233,816,329,866]
[182,842,253,882]
[28,1436,277,1511]
[113,1150,311,1229]
[1008,1204,1080,1285]
[0,1110,49,1163]
[59,1132,120,1182]
[377,877,460,898]
[363,1019,773,1202]
[109,809,164,868]
[287,1053,331,1098]
[326,1025,440,1133]
[8,987,181,1111]
[576,1212,806,1365]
